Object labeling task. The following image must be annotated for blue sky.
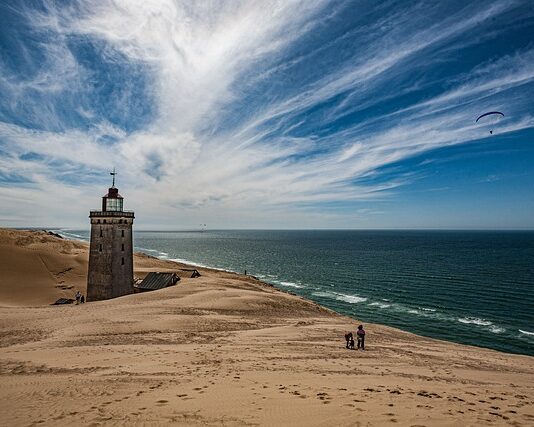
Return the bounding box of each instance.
[0,0,533,229]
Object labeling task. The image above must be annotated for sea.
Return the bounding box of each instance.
[57,229,534,356]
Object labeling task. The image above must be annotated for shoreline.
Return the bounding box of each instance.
[50,229,534,358]
[1,228,533,426]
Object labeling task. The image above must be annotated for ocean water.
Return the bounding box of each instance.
[59,229,534,356]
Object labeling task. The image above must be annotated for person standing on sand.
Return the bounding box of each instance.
[356,325,365,350]
[75,291,81,305]
[344,332,355,349]
[344,332,351,349]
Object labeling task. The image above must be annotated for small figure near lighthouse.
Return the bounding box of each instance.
[87,169,135,301]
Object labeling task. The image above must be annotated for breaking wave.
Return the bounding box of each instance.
[458,317,493,326]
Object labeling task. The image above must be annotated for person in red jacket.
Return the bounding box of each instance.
[356,325,366,350]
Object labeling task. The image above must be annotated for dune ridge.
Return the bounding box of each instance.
[0,228,533,426]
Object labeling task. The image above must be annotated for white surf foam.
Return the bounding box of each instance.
[489,326,505,334]
[277,281,304,289]
[335,293,367,304]
[519,329,534,336]
[169,257,214,270]
[458,317,493,326]
[369,302,390,309]
[312,291,335,298]
[57,231,87,241]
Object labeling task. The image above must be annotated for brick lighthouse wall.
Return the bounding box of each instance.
[87,214,134,301]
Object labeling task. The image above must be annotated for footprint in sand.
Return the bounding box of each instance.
[156,400,168,405]
[317,392,332,403]
[489,412,506,418]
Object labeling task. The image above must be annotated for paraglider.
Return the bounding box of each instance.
[476,111,504,134]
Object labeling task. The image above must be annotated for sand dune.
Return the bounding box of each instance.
[0,229,197,306]
[0,229,533,426]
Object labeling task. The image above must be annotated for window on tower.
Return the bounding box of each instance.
[99,244,102,252]
[100,229,103,237]
[121,243,124,251]
[121,257,124,265]
[121,230,125,237]
[106,197,123,212]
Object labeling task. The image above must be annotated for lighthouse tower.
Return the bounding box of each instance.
[87,170,135,301]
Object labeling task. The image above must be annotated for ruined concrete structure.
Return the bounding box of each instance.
[87,177,134,301]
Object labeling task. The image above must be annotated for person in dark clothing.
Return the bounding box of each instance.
[356,324,366,350]
[344,332,353,349]
[80,295,85,304]
[349,335,355,350]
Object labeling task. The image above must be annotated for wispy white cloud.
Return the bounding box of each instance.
[0,0,533,228]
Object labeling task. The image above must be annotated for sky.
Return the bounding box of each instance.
[0,0,533,230]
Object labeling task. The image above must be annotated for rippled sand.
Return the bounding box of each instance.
[1,229,533,426]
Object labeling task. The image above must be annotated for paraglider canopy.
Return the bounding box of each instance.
[475,111,504,123]
[476,111,504,134]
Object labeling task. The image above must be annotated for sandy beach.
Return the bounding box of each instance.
[0,229,533,426]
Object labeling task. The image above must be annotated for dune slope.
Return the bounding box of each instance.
[0,229,533,426]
